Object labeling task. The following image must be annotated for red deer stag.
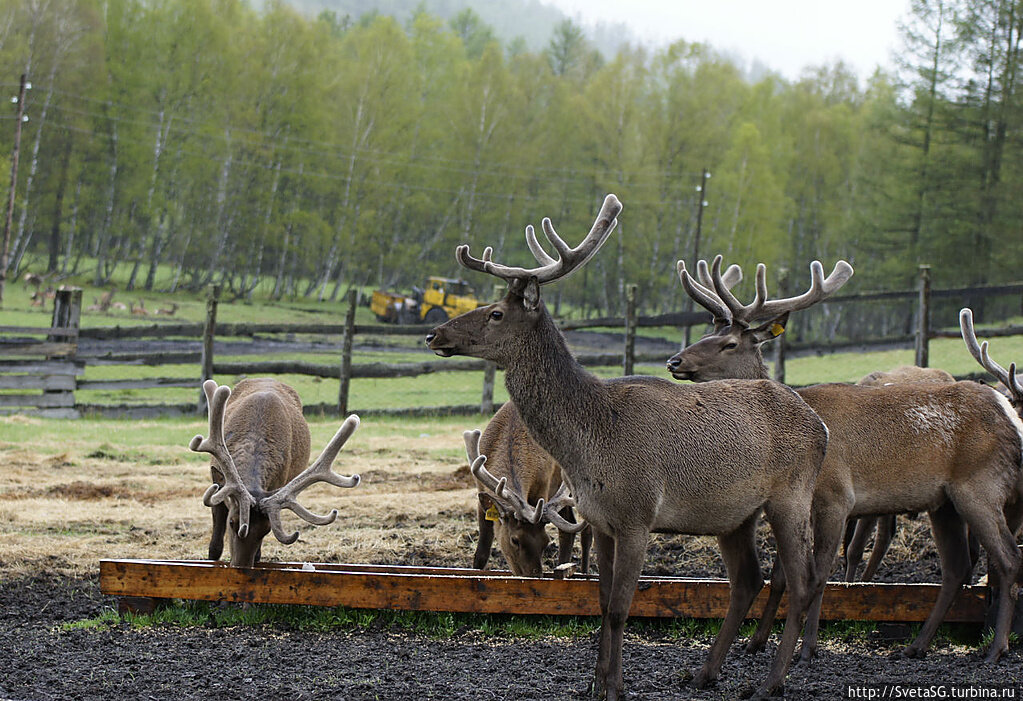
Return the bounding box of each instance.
[190,378,362,567]
[668,256,1023,664]
[844,366,957,583]
[467,402,591,576]
[426,195,829,700]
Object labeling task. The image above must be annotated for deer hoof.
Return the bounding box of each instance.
[745,639,767,654]
[689,669,716,689]
[742,683,784,700]
[903,645,926,659]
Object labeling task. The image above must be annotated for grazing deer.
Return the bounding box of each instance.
[190,378,362,568]
[668,257,1023,664]
[427,195,829,700]
[843,366,957,583]
[465,402,591,577]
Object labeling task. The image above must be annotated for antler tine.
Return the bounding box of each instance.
[260,414,362,545]
[677,259,732,322]
[464,429,537,521]
[754,259,854,321]
[454,194,622,286]
[190,380,256,539]
[960,308,1023,400]
[708,255,761,326]
[540,481,587,534]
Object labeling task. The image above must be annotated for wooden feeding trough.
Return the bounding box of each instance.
[100,558,989,623]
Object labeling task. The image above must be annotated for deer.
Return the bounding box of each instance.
[465,402,591,577]
[189,378,362,568]
[667,256,1023,665]
[426,195,830,700]
[130,299,148,316]
[843,366,958,583]
[156,302,178,316]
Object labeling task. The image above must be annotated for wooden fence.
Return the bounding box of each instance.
[3,270,1023,418]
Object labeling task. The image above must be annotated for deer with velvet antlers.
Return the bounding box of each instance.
[190,378,362,567]
[466,402,591,577]
[667,257,1023,665]
[426,195,830,700]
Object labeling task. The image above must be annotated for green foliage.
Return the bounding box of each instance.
[0,0,1020,324]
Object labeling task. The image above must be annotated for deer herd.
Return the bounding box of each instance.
[189,194,1023,699]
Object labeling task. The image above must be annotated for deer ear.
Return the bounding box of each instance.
[522,277,541,311]
[750,312,789,344]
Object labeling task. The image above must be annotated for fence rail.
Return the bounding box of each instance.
[3,272,1023,418]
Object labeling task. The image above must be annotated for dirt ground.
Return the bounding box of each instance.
[0,413,1020,700]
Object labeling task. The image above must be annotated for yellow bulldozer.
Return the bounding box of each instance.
[371,276,481,324]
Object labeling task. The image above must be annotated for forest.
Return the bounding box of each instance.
[0,0,1021,318]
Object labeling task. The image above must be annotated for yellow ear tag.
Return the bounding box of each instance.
[485,505,500,522]
[770,323,785,337]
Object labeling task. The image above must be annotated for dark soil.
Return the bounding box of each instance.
[1,568,1020,701]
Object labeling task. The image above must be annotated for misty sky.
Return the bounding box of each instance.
[544,0,907,80]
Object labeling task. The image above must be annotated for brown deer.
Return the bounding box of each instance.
[668,256,1023,664]
[843,366,957,583]
[156,302,178,316]
[426,195,829,700]
[465,402,591,577]
[130,299,148,316]
[189,378,362,567]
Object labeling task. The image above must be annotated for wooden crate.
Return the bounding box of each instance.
[99,559,988,622]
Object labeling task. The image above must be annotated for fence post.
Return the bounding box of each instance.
[198,284,220,414]
[772,268,788,383]
[481,362,496,414]
[338,287,357,416]
[624,283,637,376]
[915,265,931,368]
[49,288,81,416]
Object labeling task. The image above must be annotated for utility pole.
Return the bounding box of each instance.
[0,74,30,307]
[683,168,710,347]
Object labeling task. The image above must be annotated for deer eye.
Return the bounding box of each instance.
[510,535,520,547]
[489,310,503,321]
[723,341,738,351]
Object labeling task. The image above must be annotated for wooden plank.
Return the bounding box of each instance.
[0,360,83,375]
[0,406,80,418]
[0,374,76,390]
[77,377,197,390]
[0,326,79,337]
[0,341,77,358]
[98,559,988,623]
[0,392,75,408]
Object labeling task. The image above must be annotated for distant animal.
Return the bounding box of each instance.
[466,402,591,577]
[130,299,148,316]
[156,302,178,316]
[22,271,44,292]
[96,287,117,312]
[189,378,362,567]
[110,301,128,311]
[427,195,830,699]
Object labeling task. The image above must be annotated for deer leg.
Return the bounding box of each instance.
[473,504,495,570]
[594,530,647,701]
[843,517,875,582]
[861,514,897,582]
[580,525,593,575]
[797,499,849,664]
[946,495,1021,663]
[556,506,576,566]
[208,502,228,561]
[904,502,971,658]
[746,556,784,654]
[590,529,616,699]
[693,513,762,687]
[758,494,820,698]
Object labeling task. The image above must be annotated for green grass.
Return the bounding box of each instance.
[62,600,981,648]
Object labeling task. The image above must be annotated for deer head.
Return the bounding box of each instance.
[190,379,362,567]
[667,255,853,381]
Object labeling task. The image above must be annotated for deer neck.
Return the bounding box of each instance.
[502,311,608,481]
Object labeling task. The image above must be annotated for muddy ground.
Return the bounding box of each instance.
[1,412,1020,700]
